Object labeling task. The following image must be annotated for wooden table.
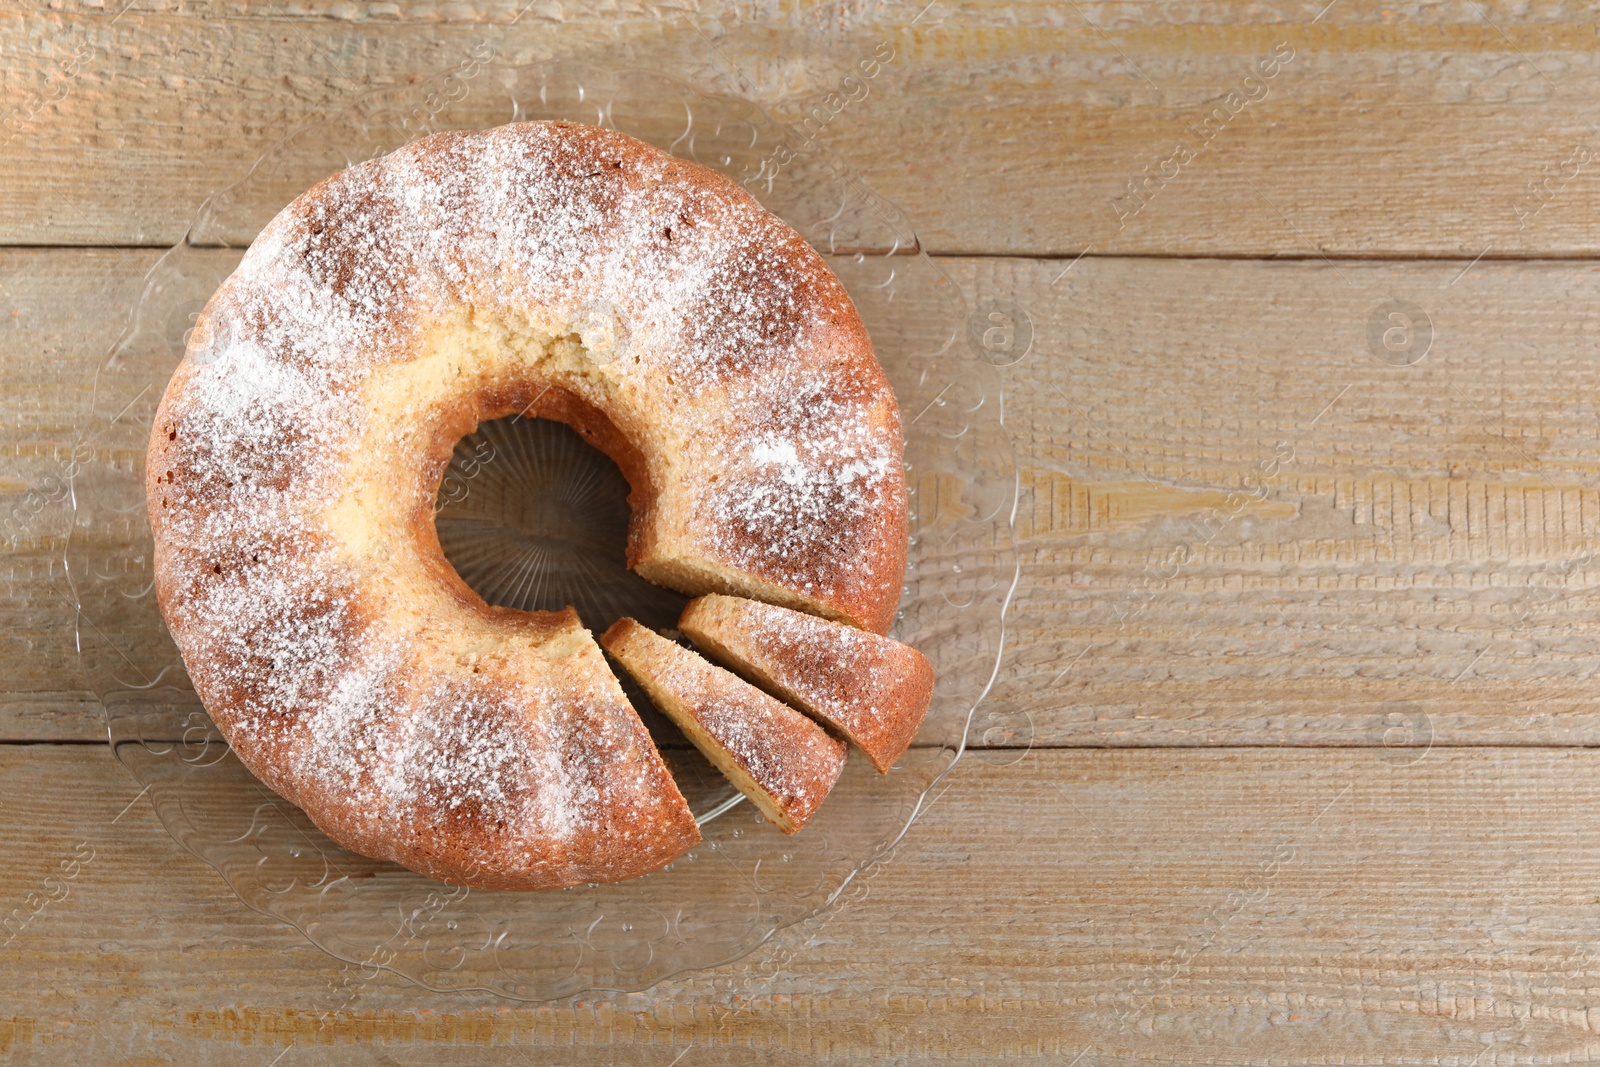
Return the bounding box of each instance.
[8,2,1600,1062]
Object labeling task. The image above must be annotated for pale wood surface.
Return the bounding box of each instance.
[10,2,1600,255]
[8,745,1600,1064]
[6,1,1600,1063]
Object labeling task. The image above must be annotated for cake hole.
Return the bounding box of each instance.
[434,414,687,633]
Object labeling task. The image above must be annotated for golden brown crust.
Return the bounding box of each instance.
[678,594,932,773]
[600,619,846,834]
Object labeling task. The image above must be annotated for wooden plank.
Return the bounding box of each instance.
[0,247,155,739]
[10,3,1600,255]
[3,743,1599,1062]
[12,248,1600,745]
[943,255,1600,749]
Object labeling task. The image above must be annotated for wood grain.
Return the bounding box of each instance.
[12,248,1600,747]
[3,744,1599,1063]
[13,5,1600,1063]
[0,247,153,739]
[946,254,1600,749]
[10,2,1600,255]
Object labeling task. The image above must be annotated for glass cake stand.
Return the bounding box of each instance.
[66,58,1017,1000]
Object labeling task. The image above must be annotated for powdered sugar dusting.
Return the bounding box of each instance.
[148,121,899,885]
[701,367,901,608]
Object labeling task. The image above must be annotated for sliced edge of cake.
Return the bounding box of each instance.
[599,617,847,834]
[678,593,933,774]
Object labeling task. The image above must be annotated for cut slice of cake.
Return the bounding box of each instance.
[677,593,933,773]
[599,618,847,833]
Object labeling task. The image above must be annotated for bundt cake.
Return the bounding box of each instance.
[146,121,909,889]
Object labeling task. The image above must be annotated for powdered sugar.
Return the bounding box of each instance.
[704,370,900,602]
[748,439,801,471]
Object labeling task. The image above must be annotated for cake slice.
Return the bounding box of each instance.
[599,618,847,833]
[678,594,933,773]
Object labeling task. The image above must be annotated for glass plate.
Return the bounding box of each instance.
[66,58,1016,1000]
